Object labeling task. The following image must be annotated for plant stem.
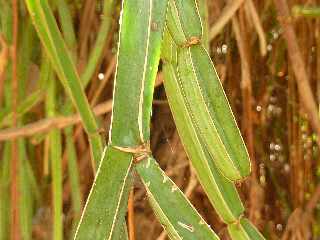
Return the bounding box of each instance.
[274,0,320,147]
[46,71,63,240]
[292,5,320,18]
[24,0,103,166]
[10,0,20,238]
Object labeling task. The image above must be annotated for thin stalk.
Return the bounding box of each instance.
[127,189,135,240]
[50,127,63,240]
[25,157,41,205]
[10,0,20,238]
[65,125,82,237]
[274,0,320,147]
[17,18,37,240]
[18,139,33,240]
[24,0,103,167]
[17,19,35,98]
[46,71,63,240]
[246,0,267,56]
[55,0,76,53]
[81,0,115,87]
[0,99,113,141]
[0,35,8,107]
[56,0,103,178]
[0,0,13,43]
[0,90,44,128]
[0,6,13,237]
[54,2,83,234]
[292,5,320,18]
[209,0,245,40]
[0,142,11,240]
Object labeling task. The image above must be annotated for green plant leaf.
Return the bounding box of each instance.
[163,62,244,223]
[76,1,168,239]
[109,0,168,146]
[162,31,244,223]
[136,157,220,240]
[46,66,63,240]
[74,147,133,240]
[176,45,250,181]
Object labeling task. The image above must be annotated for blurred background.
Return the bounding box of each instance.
[1,0,320,239]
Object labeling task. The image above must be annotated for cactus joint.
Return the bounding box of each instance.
[182,36,201,48]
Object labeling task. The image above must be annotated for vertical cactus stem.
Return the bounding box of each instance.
[162,54,245,223]
[109,0,167,146]
[138,0,153,143]
[161,0,265,237]
[108,0,124,145]
[136,157,221,240]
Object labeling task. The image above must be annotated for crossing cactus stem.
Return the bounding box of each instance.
[162,0,266,239]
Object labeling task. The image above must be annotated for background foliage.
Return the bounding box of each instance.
[1,0,320,239]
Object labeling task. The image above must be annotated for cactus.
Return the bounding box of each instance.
[161,0,265,239]
[24,0,266,239]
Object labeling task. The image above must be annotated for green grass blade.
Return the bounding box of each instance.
[46,68,63,240]
[292,5,320,17]
[53,4,88,234]
[0,18,39,127]
[0,89,44,128]
[54,0,76,53]
[81,0,115,87]
[25,156,41,204]
[14,17,38,240]
[24,0,103,166]
[0,142,11,240]
[0,0,12,43]
[54,2,92,234]
[50,128,63,240]
[17,19,36,98]
[18,139,33,240]
[136,157,220,240]
[110,0,168,146]
[74,147,133,240]
[65,127,82,237]
[228,218,266,240]
[0,4,13,236]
